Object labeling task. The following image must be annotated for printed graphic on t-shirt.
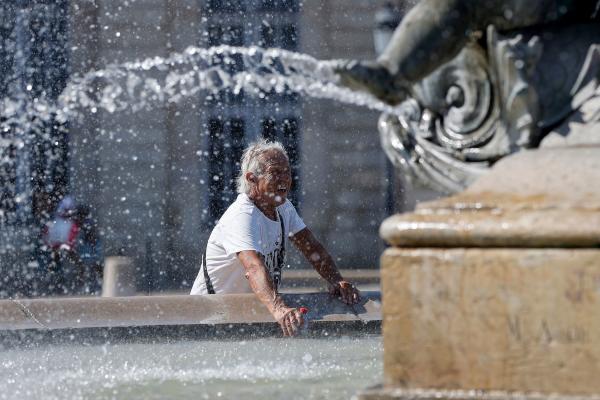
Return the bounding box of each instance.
[262,245,285,290]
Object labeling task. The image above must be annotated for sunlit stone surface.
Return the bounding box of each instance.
[370,147,600,399]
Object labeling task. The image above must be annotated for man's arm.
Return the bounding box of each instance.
[290,227,360,305]
[237,250,303,336]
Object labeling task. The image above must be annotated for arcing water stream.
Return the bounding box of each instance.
[1,45,400,150]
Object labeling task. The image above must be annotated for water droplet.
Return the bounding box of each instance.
[302,353,313,363]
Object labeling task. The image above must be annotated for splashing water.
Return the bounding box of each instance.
[0,44,405,275]
[0,335,382,400]
[0,45,400,151]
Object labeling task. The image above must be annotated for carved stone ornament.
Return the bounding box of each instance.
[381,23,600,193]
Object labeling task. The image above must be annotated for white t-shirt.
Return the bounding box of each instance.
[190,193,306,294]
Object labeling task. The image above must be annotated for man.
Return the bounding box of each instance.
[191,139,360,336]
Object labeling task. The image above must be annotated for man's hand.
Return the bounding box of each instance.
[238,250,305,337]
[273,307,304,337]
[329,280,361,305]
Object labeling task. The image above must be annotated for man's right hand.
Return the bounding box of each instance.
[273,307,304,337]
[238,250,305,337]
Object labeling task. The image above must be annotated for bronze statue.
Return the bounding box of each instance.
[337,0,600,193]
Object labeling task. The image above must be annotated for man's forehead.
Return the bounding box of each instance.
[262,150,288,166]
[264,160,290,171]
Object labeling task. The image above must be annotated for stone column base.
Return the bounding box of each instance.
[379,248,600,396]
[357,386,600,400]
[374,148,600,398]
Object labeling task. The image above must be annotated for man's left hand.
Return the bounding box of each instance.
[329,280,361,305]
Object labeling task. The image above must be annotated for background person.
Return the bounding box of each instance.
[74,204,103,295]
[42,195,81,294]
[190,139,360,336]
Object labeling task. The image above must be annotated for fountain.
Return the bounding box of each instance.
[0,291,383,399]
[333,0,600,398]
[2,0,599,398]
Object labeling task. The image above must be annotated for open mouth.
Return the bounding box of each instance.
[273,186,288,203]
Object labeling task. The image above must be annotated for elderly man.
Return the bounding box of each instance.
[191,139,360,336]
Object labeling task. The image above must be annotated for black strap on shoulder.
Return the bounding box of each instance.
[273,210,286,291]
[202,251,215,294]
[278,211,286,254]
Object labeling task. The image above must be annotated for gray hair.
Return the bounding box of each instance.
[236,139,289,194]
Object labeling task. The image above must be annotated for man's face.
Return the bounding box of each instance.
[255,151,292,207]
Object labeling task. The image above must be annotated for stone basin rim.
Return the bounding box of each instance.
[0,292,382,331]
[381,147,600,248]
[380,210,600,248]
[0,292,382,347]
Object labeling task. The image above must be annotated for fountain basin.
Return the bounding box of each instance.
[1,294,381,399]
[1,334,383,400]
[1,292,381,348]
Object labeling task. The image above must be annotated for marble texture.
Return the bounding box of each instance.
[373,146,600,398]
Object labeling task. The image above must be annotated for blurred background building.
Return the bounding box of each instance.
[1,0,438,296]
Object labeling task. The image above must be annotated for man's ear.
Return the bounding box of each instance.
[246,172,256,183]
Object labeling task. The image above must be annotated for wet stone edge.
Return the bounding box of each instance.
[0,320,381,349]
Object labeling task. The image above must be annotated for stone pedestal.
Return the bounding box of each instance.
[364,147,600,399]
[102,256,136,297]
